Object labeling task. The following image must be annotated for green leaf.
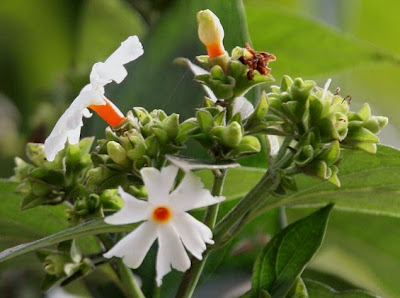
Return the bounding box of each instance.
[288,278,309,298]
[251,205,333,298]
[303,279,378,298]
[0,218,136,264]
[305,210,400,298]
[0,179,67,254]
[245,3,400,79]
[281,145,400,216]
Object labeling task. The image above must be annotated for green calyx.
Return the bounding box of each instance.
[13,138,94,210]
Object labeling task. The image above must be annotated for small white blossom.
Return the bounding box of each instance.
[44,36,144,161]
[182,58,280,155]
[103,165,225,286]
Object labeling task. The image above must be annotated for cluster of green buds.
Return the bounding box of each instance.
[195,9,276,102]
[37,240,94,291]
[186,104,261,159]
[88,108,189,191]
[12,138,93,209]
[267,75,388,185]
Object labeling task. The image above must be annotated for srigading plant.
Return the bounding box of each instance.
[1,8,395,298]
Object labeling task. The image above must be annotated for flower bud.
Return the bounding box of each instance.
[87,166,112,185]
[213,121,243,148]
[197,110,214,132]
[162,113,180,139]
[234,135,261,154]
[44,254,67,276]
[107,141,127,165]
[197,10,225,58]
[100,189,123,210]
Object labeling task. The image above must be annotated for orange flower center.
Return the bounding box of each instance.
[152,206,172,223]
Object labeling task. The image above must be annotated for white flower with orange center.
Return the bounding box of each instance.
[44,36,144,161]
[103,165,225,286]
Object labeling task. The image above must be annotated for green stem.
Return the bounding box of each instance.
[203,170,226,228]
[278,206,287,230]
[213,169,277,244]
[116,259,145,298]
[175,170,227,298]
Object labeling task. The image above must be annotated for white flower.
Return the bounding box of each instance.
[103,165,225,286]
[180,58,280,155]
[44,36,144,161]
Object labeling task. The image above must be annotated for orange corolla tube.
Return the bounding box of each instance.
[89,97,126,128]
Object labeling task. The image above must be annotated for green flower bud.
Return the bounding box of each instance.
[294,145,314,166]
[44,254,67,276]
[87,166,112,185]
[328,165,340,187]
[107,141,127,165]
[126,143,147,161]
[197,110,214,132]
[105,126,119,141]
[233,135,261,154]
[214,121,242,148]
[150,109,167,121]
[346,126,379,143]
[364,116,388,134]
[133,107,152,125]
[280,75,293,91]
[74,199,89,216]
[318,141,340,166]
[87,194,100,211]
[26,143,46,166]
[31,180,51,197]
[66,143,81,165]
[100,189,123,210]
[305,160,331,180]
[152,127,169,144]
[162,113,180,139]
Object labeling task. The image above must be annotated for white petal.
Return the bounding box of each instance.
[156,223,191,286]
[82,108,92,118]
[104,187,151,225]
[105,36,144,71]
[103,221,157,269]
[168,171,225,212]
[44,92,105,161]
[268,135,280,156]
[141,166,179,205]
[232,97,254,120]
[91,36,144,86]
[173,212,213,260]
[182,58,218,102]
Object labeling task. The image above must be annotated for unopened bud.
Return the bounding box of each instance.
[107,141,127,165]
[213,121,243,148]
[197,9,225,58]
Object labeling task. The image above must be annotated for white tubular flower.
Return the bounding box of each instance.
[44,36,144,161]
[103,165,225,286]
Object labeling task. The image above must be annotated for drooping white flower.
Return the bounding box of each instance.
[103,165,225,286]
[44,36,144,161]
[180,58,280,155]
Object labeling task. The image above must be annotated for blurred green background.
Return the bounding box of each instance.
[1,0,400,297]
